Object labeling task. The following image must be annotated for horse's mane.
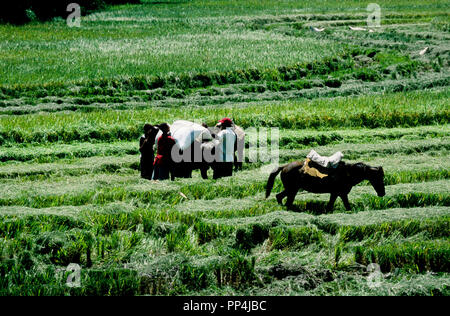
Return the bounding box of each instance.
[341,162,369,173]
[352,162,368,169]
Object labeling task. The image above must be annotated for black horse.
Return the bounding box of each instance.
[266,160,385,211]
[171,127,245,180]
[171,140,240,180]
[171,140,212,179]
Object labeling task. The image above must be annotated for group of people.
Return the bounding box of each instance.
[139,118,237,181]
[139,122,174,181]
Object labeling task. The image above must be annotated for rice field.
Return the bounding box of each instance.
[0,0,449,296]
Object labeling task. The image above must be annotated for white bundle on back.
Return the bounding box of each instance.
[155,120,212,151]
[307,150,343,168]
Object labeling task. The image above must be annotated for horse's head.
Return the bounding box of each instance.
[367,166,385,197]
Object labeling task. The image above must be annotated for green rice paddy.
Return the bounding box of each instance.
[0,0,448,296]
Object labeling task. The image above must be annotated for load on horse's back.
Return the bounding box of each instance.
[266,151,385,211]
[153,118,245,180]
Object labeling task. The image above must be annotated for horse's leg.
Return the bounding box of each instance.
[277,173,291,205]
[285,188,299,210]
[200,165,209,179]
[276,191,287,205]
[340,194,351,210]
[327,194,338,212]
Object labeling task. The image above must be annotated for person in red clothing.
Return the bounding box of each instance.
[153,123,176,181]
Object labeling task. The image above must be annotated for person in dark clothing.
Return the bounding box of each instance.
[153,123,176,181]
[139,123,159,180]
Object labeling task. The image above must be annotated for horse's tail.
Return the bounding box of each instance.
[266,165,285,198]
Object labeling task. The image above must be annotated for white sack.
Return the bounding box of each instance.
[307,150,343,168]
[155,120,212,151]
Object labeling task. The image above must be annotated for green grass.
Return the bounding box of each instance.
[0,0,449,296]
[314,206,450,241]
[338,217,449,241]
[355,239,450,272]
[316,206,450,234]
[0,21,342,86]
[0,90,448,145]
[269,225,323,250]
[0,0,447,88]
